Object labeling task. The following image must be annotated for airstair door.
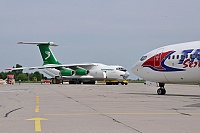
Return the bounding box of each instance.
[103,71,107,80]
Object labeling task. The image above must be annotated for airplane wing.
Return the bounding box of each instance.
[5,63,96,71]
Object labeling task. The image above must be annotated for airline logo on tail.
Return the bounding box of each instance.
[45,51,51,60]
[142,51,185,72]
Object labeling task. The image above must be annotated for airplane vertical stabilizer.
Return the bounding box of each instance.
[18,42,61,65]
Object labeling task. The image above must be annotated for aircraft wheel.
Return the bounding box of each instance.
[157,89,162,95]
[115,82,119,85]
[106,82,111,85]
[121,82,124,85]
[69,81,76,84]
[90,81,95,84]
[157,88,166,95]
[83,81,95,84]
[76,81,81,84]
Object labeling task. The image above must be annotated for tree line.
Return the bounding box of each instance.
[0,64,47,82]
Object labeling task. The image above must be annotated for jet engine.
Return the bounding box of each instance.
[75,69,89,76]
[60,69,74,76]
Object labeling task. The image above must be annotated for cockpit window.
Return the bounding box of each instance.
[116,67,127,72]
[140,56,147,61]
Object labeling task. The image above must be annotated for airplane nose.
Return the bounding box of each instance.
[131,62,140,75]
[124,71,130,79]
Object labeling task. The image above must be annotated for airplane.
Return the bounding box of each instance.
[132,41,200,95]
[6,42,130,85]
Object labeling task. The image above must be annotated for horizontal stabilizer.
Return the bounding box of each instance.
[5,67,27,70]
[17,42,58,46]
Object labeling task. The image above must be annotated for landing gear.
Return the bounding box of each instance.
[106,82,112,85]
[83,81,96,84]
[106,82,119,85]
[121,82,128,85]
[106,80,128,85]
[157,88,166,95]
[69,80,82,84]
[69,81,76,84]
[157,83,166,95]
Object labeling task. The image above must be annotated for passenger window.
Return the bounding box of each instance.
[177,55,179,59]
[116,67,127,72]
[190,54,195,59]
[181,55,184,59]
[172,55,175,59]
[168,56,171,59]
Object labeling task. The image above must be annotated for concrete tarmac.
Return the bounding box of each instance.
[0,83,199,133]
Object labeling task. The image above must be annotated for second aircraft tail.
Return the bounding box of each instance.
[18,42,61,65]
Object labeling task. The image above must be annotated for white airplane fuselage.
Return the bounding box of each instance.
[132,41,200,84]
[43,63,129,82]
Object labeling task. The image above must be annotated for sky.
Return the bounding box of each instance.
[1,0,200,79]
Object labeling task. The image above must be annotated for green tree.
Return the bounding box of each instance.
[33,76,37,82]
[33,71,42,81]
[0,72,4,79]
[17,73,28,81]
[28,73,34,81]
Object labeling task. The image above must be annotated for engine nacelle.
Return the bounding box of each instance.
[60,69,74,76]
[75,69,89,76]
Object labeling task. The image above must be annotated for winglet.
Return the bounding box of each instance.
[17,42,58,46]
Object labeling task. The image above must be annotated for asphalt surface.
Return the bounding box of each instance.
[0,83,199,133]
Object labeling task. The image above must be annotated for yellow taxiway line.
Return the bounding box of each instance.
[36,96,39,103]
[26,117,47,132]
[35,105,40,113]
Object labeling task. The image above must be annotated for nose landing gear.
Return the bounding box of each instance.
[157,83,166,95]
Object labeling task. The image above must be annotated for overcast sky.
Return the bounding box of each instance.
[1,0,200,79]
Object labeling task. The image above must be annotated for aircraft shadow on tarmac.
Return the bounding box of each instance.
[122,92,200,98]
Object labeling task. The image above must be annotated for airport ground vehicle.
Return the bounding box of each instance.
[6,74,15,84]
[41,79,51,84]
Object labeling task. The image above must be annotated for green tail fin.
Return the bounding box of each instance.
[38,44,61,65]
